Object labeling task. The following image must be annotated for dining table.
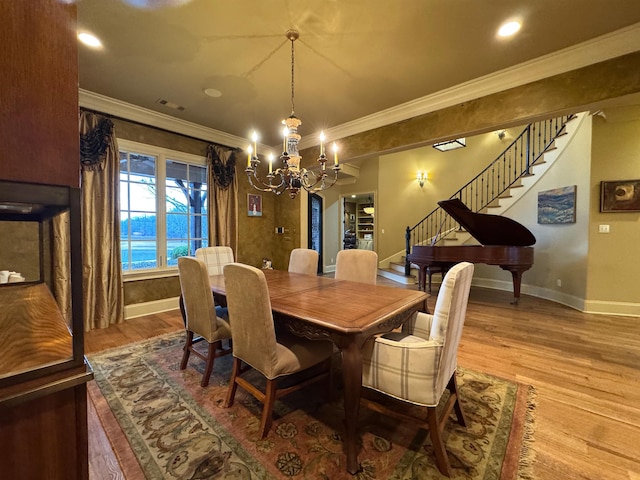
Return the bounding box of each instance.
[209,268,428,475]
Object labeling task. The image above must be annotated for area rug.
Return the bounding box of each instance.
[87,332,536,480]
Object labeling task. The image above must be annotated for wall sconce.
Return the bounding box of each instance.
[417,171,428,188]
[495,129,506,140]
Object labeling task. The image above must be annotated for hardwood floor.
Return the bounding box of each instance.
[85,281,640,479]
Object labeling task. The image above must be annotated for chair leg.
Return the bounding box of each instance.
[200,342,216,387]
[259,379,278,439]
[224,357,241,408]
[448,373,467,427]
[180,331,193,370]
[427,407,452,477]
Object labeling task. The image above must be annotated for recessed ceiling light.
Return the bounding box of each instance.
[498,20,521,37]
[78,32,102,48]
[204,88,222,98]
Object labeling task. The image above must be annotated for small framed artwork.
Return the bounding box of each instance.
[248,193,262,217]
[349,213,355,222]
[600,179,640,212]
[537,185,576,224]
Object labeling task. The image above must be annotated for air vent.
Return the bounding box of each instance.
[156,98,185,111]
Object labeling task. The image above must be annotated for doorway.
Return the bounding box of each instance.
[308,193,323,274]
[342,192,375,251]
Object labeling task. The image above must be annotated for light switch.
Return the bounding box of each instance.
[598,224,610,234]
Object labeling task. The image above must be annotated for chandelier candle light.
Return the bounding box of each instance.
[245,29,340,199]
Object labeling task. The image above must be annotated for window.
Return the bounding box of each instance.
[119,140,208,274]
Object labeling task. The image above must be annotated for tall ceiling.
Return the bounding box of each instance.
[77,1,640,148]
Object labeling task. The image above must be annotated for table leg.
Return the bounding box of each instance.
[340,340,363,475]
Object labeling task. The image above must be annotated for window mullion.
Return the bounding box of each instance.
[157,154,167,268]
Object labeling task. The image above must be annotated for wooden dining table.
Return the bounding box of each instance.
[209,269,428,475]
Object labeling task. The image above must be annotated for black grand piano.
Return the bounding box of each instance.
[407,198,535,304]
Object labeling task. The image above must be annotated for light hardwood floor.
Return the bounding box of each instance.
[85,280,640,479]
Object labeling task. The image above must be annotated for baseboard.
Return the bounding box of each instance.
[583,299,640,317]
[124,297,180,320]
[471,277,639,317]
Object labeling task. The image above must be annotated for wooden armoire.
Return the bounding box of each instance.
[0,2,92,479]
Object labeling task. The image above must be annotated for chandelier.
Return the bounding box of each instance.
[245,30,340,199]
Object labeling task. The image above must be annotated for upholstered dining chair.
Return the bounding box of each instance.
[288,248,319,276]
[334,249,378,285]
[195,245,235,315]
[361,261,475,477]
[177,256,232,387]
[223,263,334,438]
[195,246,235,276]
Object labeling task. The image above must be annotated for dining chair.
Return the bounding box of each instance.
[288,248,319,275]
[177,256,232,387]
[361,261,475,477]
[334,249,378,285]
[195,246,235,276]
[222,263,334,438]
[195,245,235,315]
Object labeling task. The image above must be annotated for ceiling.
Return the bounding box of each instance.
[77,1,640,149]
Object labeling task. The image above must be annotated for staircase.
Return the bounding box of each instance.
[378,113,579,285]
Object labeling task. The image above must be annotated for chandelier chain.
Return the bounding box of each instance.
[290,33,295,116]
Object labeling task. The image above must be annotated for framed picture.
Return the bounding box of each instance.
[600,179,640,212]
[248,194,262,217]
[537,185,576,224]
[349,213,355,222]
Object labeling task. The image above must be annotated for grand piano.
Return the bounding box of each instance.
[407,198,535,304]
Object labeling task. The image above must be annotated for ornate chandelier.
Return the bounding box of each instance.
[245,30,340,199]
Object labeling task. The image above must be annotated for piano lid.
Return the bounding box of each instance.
[438,198,536,246]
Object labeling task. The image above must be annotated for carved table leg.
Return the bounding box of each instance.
[340,339,363,475]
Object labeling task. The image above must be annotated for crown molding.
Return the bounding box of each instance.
[299,22,640,149]
[80,23,640,150]
[79,89,257,149]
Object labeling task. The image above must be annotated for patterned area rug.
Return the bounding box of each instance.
[87,332,535,480]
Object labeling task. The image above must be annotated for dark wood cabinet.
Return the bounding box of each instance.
[0,2,91,479]
[0,1,80,188]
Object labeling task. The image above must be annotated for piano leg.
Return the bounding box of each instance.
[501,266,529,305]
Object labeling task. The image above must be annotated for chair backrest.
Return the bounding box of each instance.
[195,246,234,276]
[334,249,378,285]
[430,262,474,393]
[288,248,319,276]
[223,263,279,377]
[178,256,219,340]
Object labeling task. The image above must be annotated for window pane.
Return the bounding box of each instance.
[166,160,187,182]
[166,186,188,213]
[167,239,188,266]
[130,154,156,177]
[128,213,156,238]
[129,183,156,213]
[166,213,187,239]
[189,165,207,184]
[120,211,130,240]
[130,240,157,270]
[119,180,129,210]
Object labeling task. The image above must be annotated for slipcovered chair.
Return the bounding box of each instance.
[195,246,235,276]
[288,248,319,276]
[361,262,475,477]
[334,249,378,285]
[178,256,232,387]
[195,245,235,315]
[223,263,334,438]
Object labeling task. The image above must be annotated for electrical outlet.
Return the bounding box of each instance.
[598,224,610,233]
[556,279,562,287]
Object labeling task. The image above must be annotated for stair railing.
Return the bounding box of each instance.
[404,114,575,275]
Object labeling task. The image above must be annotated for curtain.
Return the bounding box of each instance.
[207,144,239,255]
[59,111,123,331]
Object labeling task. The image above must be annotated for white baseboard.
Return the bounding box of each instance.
[124,297,180,320]
[470,277,639,317]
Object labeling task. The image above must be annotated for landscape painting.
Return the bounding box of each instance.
[538,185,576,224]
